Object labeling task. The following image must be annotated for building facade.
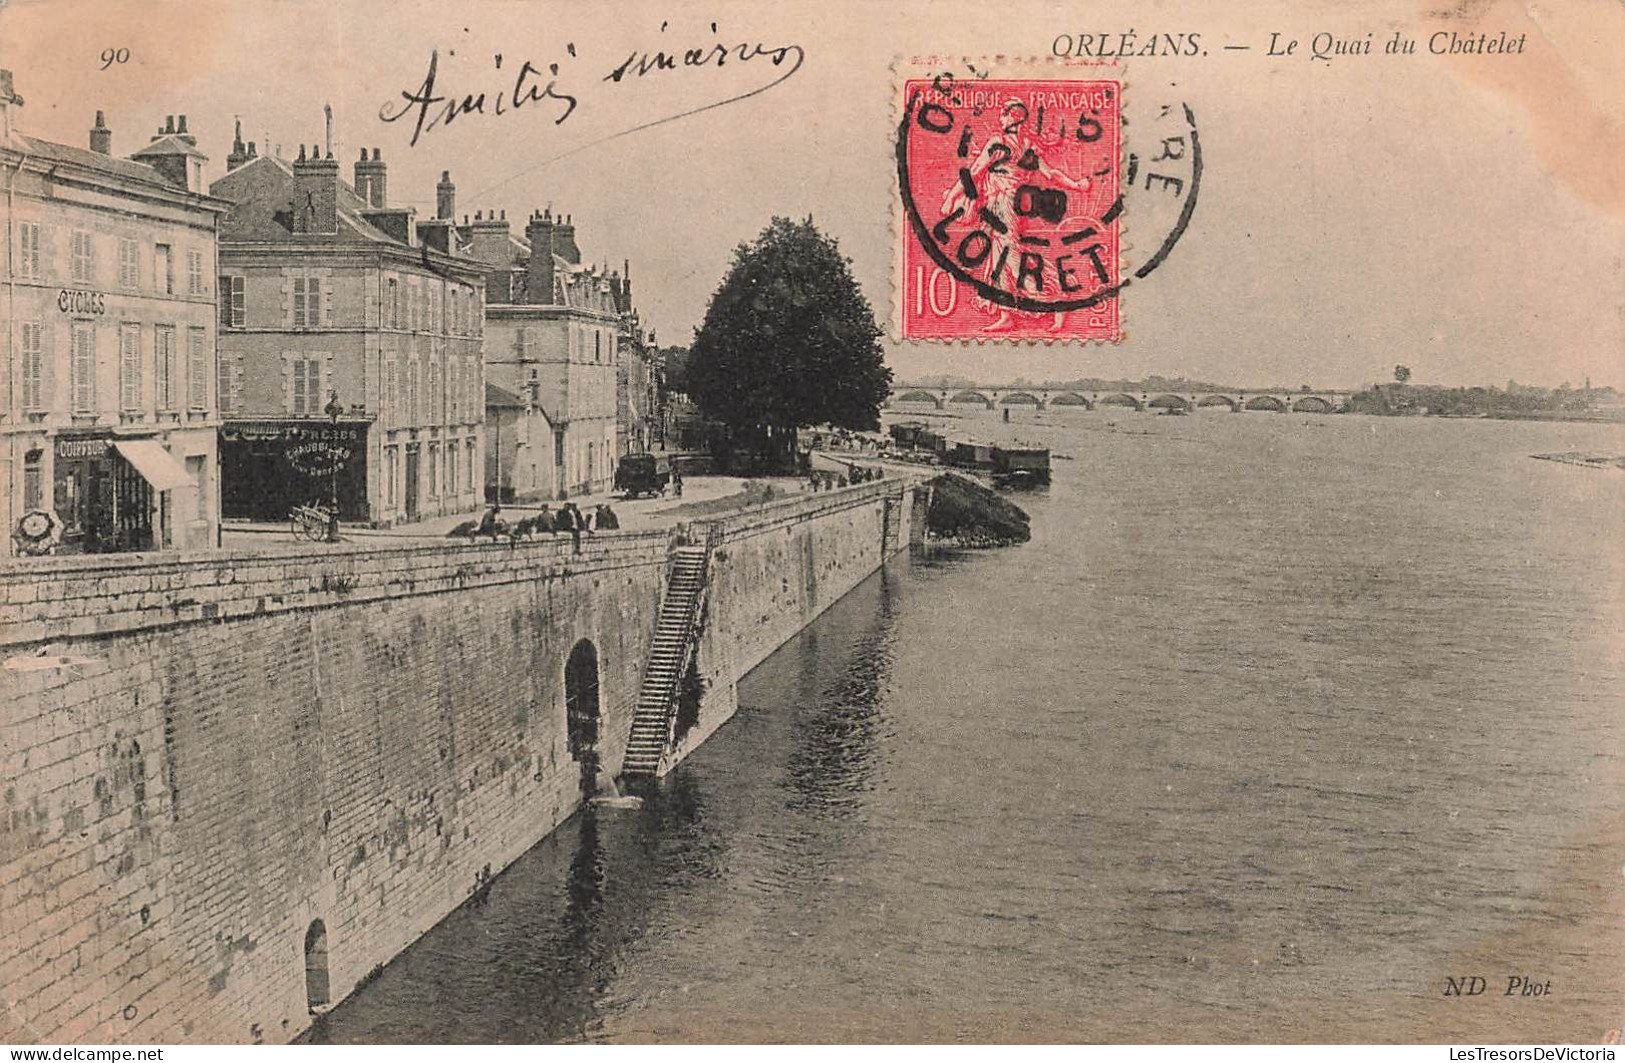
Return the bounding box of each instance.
[211,139,486,525]
[1,76,229,558]
[456,201,623,499]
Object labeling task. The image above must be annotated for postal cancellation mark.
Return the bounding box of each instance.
[898,74,1122,342]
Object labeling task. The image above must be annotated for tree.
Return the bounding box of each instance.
[688,217,891,466]
[1394,365,1412,384]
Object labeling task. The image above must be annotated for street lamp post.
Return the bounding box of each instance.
[324,390,344,542]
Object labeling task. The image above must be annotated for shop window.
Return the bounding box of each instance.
[23,450,43,511]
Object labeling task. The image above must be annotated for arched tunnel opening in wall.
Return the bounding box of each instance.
[565,639,602,797]
[304,920,330,1013]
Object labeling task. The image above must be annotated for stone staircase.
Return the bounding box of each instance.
[621,545,710,778]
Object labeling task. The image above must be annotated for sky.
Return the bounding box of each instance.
[1,0,1620,390]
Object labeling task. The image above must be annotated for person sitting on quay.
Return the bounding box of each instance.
[595,503,620,531]
[476,503,502,539]
[535,504,555,534]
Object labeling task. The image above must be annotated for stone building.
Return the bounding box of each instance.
[612,267,661,456]
[0,73,230,557]
[452,192,624,500]
[210,135,487,525]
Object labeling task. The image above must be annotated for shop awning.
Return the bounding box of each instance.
[113,440,194,492]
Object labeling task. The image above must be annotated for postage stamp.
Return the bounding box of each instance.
[897,70,1123,343]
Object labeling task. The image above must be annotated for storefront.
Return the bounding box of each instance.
[50,433,194,555]
[220,420,369,523]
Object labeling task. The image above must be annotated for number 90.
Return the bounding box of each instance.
[100,47,130,70]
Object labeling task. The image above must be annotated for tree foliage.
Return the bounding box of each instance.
[688,218,891,449]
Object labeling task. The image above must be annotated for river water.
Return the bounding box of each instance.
[309,409,1625,1044]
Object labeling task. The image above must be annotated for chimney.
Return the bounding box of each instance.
[0,70,21,144]
[436,170,456,220]
[554,212,580,265]
[130,114,208,192]
[225,117,248,171]
[524,209,556,305]
[354,146,386,208]
[292,141,340,234]
[89,110,112,155]
[624,258,631,308]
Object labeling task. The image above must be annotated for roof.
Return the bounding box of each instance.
[130,134,207,160]
[209,156,480,279]
[486,383,525,409]
[17,134,180,193]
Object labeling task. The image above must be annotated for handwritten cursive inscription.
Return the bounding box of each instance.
[380,48,579,147]
[379,23,805,151]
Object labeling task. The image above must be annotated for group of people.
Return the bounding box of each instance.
[465,500,620,551]
[807,465,884,492]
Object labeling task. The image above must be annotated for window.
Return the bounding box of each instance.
[428,362,441,425]
[293,276,322,328]
[118,239,140,289]
[448,440,459,495]
[216,352,234,414]
[20,322,44,410]
[187,327,207,409]
[219,275,245,327]
[71,231,95,284]
[71,324,96,412]
[23,450,44,511]
[18,223,40,278]
[156,325,177,409]
[291,356,322,415]
[119,324,142,411]
[427,443,439,497]
[187,250,205,296]
[406,361,420,425]
[594,329,601,363]
[387,277,399,328]
[384,357,398,428]
[467,439,476,489]
[154,244,173,295]
[186,455,207,521]
[384,446,398,506]
[449,361,460,423]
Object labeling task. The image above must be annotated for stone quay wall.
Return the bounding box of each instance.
[0,478,920,1045]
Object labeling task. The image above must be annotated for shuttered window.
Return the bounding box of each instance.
[20,323,44,410]
[120,324,142,410]
[187,327,208,409]
[156,325,177,409]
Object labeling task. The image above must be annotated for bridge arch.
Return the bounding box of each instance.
[1097,392,1143,411]
[1244,395,1288,412]
[1146,394,1192,410]
[999,391,1043,407]
[892,389,943,408]
[1195,394,1238,410]
[1047,391,1093,408]
[1291,395,1336,414]
[947,390,993,408]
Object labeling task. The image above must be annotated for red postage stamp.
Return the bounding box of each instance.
[897,74,1122,342]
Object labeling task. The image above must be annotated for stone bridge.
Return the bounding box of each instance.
[885,384,1354,414]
